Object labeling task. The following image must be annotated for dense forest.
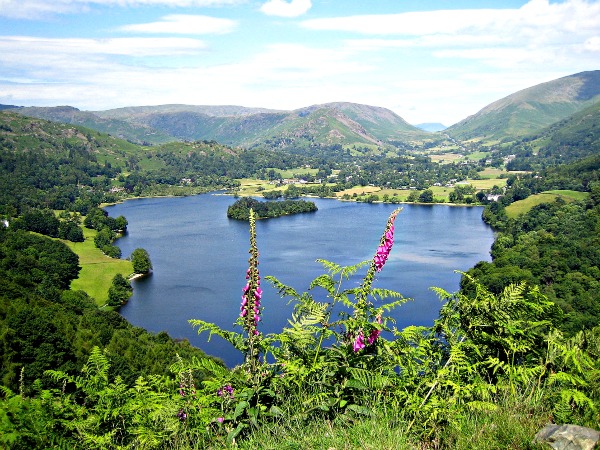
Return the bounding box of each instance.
[0,227,217,391]
[1,108,599,448]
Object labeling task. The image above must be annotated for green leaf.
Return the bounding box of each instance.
[233,401,249,420]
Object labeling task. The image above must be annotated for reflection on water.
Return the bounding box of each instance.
[106,195,495,367]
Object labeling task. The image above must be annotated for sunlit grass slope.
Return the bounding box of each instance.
[505,190,589,219]
[64,227,133,306]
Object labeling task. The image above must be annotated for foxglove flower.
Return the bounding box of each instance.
[353,330,365,352]
[357,208,402,314]
[373,210,399,272]
[240,210,261,337]
[367,328,380,345]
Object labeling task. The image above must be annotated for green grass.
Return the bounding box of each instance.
[544,190,589,200]
[201,391,551,450]
[429,153,464,164]
[64,227,133,306]
[269,167,319,178]
[465,151,490,161]
[471,178,507,190]
[479,168,507,179]
[505,190,589,219]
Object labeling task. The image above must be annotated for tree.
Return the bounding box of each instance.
[107,273,132,307]
[58,221,84,242]
[130,248,152,274]
[418,189,434,203]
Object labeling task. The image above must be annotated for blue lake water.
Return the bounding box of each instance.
[106,194,495,367]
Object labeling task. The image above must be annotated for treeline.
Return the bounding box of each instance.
[333,155,481,190]
[227,197,318,220]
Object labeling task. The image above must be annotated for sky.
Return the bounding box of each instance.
[0,0,598,126]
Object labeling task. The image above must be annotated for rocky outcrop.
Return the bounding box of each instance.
[534,424,600,450]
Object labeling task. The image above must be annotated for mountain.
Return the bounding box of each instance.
[506,100,600,170]
[0,104,21,111]
[97,101,427,148]
[8,105,175,145]
[416,123,446,132]
[9,102,428,150]
[447,70,600,142]
[94,104,279,119]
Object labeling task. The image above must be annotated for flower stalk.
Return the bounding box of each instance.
[351,208,401,352]
[357,207,402,313]
[239,209,262,371]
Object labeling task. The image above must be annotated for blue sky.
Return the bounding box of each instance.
[0,0,598,126]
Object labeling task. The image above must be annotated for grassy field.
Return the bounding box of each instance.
[336,185,381,197]
[505,190,589,219]
[65,227,133,306]
[479,167,507,179]
[471,177,507,190]
[429,153,464,164]
[268,167,319,178]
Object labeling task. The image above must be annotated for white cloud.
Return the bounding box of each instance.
[304,0,600,75]
[301,0,600,46]
[0,0,244,19]
[0,36,206,61]
[260,0,311,17]
[120,15,237,35]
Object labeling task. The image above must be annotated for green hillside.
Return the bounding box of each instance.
[503,101,600,170]
[447,70,600,142]
[115,102,428,149]
[9,102,428,152]
[11,105,175,145]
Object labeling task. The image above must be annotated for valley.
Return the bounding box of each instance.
[1,69,599,449]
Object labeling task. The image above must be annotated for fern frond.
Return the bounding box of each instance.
[316,259,370,279]
[348,367,392,390]
[189,319,245,351]
[548,371,588,388]
[266,275,300,299]
[369,288,407,303]
[465,400,498,412]
[560,388,594,409]
[309,274,336,295]
[316,259,343,275]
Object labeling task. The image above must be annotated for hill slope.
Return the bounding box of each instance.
[447,70,600,142]
[9,105,175,145]
[100,101,427,148]
[505,101,600,170]
[8,102,428,150]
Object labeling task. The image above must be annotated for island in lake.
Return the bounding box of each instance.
[227,197,318,220]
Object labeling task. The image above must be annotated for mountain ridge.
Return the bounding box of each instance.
[5,101,428,149]
[4,69,599,148]
[447,70,600,142]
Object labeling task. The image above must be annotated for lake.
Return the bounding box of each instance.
[106,194,495,367]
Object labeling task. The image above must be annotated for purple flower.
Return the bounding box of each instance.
[217,384,234,398]
[217,417,224,423]
[177,409,187,422]
[353,330,365,352]
[367,328,380,345]
[373,211,399,272]
[240,211,262,337]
